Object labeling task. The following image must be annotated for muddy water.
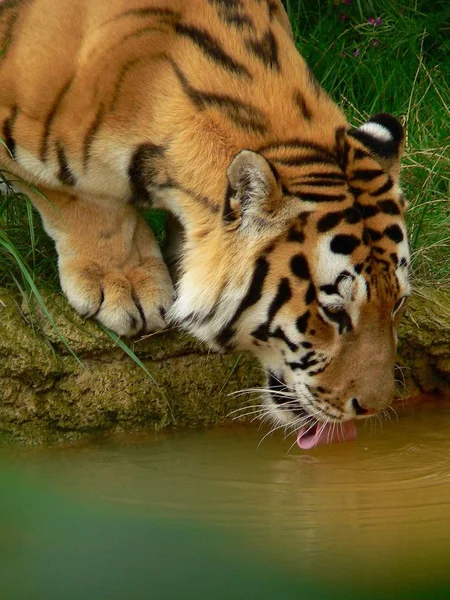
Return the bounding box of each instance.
[2,397,450,599]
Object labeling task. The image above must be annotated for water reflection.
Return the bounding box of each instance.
[2,397,450,597]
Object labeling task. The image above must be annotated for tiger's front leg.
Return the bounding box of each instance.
[28,188,173,337]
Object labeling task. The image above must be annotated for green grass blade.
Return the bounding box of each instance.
[0,230,83,366]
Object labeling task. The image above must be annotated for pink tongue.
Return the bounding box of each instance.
[297,420,357,450]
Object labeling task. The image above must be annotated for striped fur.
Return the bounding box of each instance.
[0,0,410,427]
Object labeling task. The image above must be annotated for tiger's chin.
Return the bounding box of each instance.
[265,398,359,450]
[264,375,360,450]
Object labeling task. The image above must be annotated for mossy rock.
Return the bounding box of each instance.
[0,286,449,443]
[397,287,450,395]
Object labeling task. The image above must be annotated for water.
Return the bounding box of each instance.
[2,396,450,599]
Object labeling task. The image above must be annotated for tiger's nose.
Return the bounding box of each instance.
[351,397,377,416]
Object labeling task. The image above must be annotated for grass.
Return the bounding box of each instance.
[0,0,449,315]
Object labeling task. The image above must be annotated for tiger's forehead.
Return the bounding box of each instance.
[265,201,410,302]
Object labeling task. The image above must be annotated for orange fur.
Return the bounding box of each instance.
[0,0,411,426]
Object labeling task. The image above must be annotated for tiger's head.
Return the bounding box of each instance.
[173,114,410,444]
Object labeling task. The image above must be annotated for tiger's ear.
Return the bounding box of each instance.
[349,113,405,178]
[223,150,282,228]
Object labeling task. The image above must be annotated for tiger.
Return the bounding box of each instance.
[0,0,411,447]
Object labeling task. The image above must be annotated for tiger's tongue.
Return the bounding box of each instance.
[297,420,357,450]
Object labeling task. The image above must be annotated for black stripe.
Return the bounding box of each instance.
[132,292,147,333]
[330,234,361,255]
[128,143,165,204]
[223,182,238,223]
[208,0,254,29]
[216,256,269,348]
[291,254,310,279]
[40,77,73,162]
[2,104,18,159]
[0,0,24,18]
[268,278,292,320]
[109,58,143,111]
[349,185,363,198]
[293,90,312,121]
[171,61,268,134]
[270,326,298,352]
[175,23,250,77]
[197,303,220,325]
[267,0,278,19]
[287,227,305,243]
[296,311,309,334]
[83,104,105,170]
[340,137,350,170]
[118,7,179,18]
[367,228,382,242]
[377,199,400,215]
[223,10,254,29]
[292,179,343,188]
[56,140,76,186]
[354,148,369,160]
[177,182,220,213]
[371,177,394,197]
[245,29,280,71]
[343,206,362,224]
[208,0,242,7]
[267,372,295,406]
[320,284,338,295]
[320,306,352,334]
[252,277,292,343]
[384,224,404,243]
[287,350,320,371]
[305,282,316,304]
[259,139,335,157]
[334,126,346,164]
[352,169,384,181]
[106,7,180,25]
[356,202,378,219]
[390,252,399,267]
[317,211,342,233]
[275,154,337,167]
[308,365,328,376]
[293,192,347,202]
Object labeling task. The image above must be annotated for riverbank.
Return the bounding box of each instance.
[0,287,449,443]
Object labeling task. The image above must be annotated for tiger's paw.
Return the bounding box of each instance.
[60,257,173,337]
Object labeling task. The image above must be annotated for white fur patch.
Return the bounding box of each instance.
[314,235,366,326]
[359,122,393,142]
[314,236,355,286]
[17,148,60,187]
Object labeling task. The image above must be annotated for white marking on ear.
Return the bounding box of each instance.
[359,122,393,142]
